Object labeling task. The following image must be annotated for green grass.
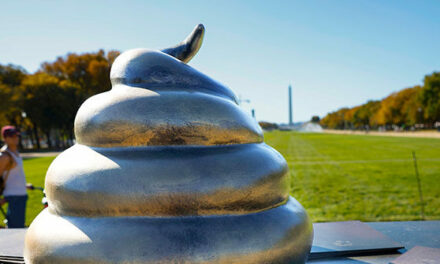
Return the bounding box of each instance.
[23,157,56,226]
[1,132,439,226]
[265,131,440,222]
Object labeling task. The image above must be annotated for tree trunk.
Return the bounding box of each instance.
[33,125,41,149]
[69,130,74,146]
[55,130,60,150]
[45,130,52,149]
[28,128,36,147]
[18,131,24,150]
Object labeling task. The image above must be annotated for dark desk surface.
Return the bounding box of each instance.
[1,221,439,263]
[309,221,440,263]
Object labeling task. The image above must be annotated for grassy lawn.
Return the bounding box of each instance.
[1,132,439,226]
[265,131,440,222]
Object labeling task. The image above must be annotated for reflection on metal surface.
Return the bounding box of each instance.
[26,199,312,264]
[74,88,262,147]
[45,143,289,217]
[25,24,313,263]
[162,24,205,63]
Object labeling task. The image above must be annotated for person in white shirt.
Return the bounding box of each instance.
[0,126,32,228]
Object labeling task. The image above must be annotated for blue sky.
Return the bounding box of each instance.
[1,0,439,123]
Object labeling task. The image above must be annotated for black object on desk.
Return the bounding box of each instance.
[310,221,404,259]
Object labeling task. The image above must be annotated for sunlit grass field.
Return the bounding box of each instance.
[1,132,439,226]
[265,131,440,222]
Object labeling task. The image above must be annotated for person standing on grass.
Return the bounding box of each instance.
[0,126,32,228]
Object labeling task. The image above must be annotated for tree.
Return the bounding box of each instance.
[19,73,79,148]
[371,86,421,128]
[0,64,27,126]
[0,64,27,86]
[353,100,381,128]
[0,64,28,149]
[311,116,320,123]
[34,49,121,147]
[0,50,121,149]
[259,121,278,130]
[320,108,350,129]
[344,106,360,129]
[400,86,423,126]
[420,72,440,124]
[40,50,120,102]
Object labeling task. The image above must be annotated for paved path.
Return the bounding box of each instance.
[324,129,440,139]
[20,151,61,158]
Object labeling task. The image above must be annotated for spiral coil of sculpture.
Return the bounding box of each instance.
[24,24,313,264]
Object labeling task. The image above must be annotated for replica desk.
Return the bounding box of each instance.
[0,221,439,264]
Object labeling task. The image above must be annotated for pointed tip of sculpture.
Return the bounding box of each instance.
[162,23,205,63]
[195,23,205,32]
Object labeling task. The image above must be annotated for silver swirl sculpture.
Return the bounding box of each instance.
[24,24,313,264]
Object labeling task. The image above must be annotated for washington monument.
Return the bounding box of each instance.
[288,84,293,126]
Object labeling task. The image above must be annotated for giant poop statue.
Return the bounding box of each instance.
[24,24,313,264]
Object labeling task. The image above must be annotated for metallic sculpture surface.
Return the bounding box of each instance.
[24,24,313,263]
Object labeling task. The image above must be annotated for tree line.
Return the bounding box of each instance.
[320,72,440,130]
[2,50,439,149]
[0,50,120,149]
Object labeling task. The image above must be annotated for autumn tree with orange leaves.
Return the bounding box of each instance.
[322,72,440,130]
[0,50,120,149]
